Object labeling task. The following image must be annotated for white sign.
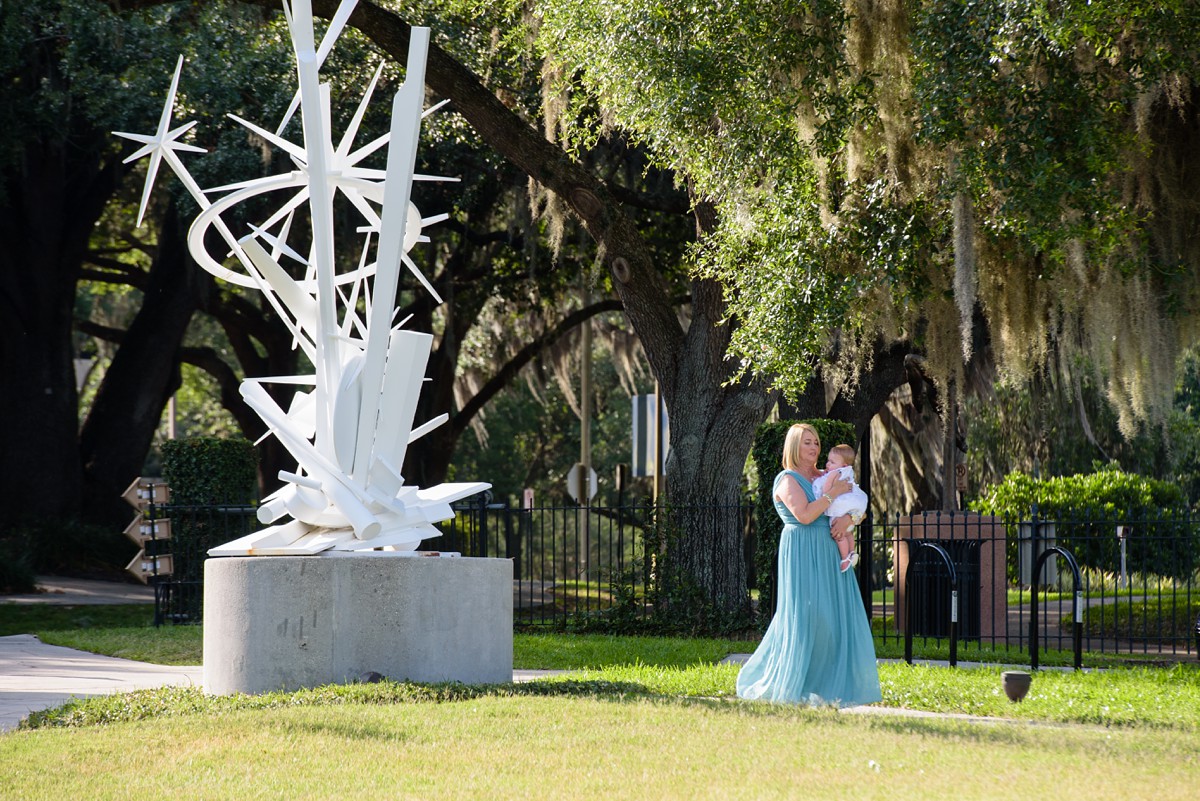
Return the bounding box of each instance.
[125,550,174,583]
[121,478,169,510]
[631,394,669,477]
[123,517,172,546]
[566,464,598,502]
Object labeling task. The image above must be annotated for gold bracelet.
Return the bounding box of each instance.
[822,494,834,504]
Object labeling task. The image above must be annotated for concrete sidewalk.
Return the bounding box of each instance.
[0,634,203,732]
[1,575,173,731]
[0,633,562,733]
[1,575,154,606]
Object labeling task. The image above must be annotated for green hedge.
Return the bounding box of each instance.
[161,437,258,506]
[751,419,856,627]
[1074,598,1200,641]
[160,438,259,619]
[971,465,1198,580]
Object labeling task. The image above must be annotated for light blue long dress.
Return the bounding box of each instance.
[736,469,882,706]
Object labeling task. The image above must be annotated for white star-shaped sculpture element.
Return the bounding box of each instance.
[111,0,489,557]
[113,55,206,227]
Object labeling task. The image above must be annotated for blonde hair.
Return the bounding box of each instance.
[828,443,856,468]
[781,423,820,471]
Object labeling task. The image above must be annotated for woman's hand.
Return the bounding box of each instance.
[830,514,853,541]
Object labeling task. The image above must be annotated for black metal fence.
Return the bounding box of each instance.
[147,495,1200,660]
[866,511,1200,660]
[431,495,753,627]
[143,501,258,625]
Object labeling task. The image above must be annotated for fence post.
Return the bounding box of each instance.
[503,500,519,580]
[904,540,959,668]
[1029,545,1083,671]
[477,491,491,558]
[857,509,873,618]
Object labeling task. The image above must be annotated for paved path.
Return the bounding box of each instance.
[0,634,204,731]
[0,633,562,732]
[0,576,565,732]
[1,575,154,606]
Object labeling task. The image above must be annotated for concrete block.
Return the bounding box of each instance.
[203,554,512,695]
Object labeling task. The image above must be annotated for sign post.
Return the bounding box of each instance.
[121,477,172,585]
[566,463,597,581]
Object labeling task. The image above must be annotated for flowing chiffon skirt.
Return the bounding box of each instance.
[736,470,882,707]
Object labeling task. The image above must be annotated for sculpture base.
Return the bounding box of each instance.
[203,553,512,695]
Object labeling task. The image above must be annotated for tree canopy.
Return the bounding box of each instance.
[535,0,1200,436]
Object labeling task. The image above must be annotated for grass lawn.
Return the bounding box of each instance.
[5,693,1198,801]
[4,604,1200,799]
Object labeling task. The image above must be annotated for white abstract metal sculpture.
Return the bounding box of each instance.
[115,0,488,556]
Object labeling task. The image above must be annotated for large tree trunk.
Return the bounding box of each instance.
[659,278,771,620]
[779,337,914,439]
[871,360,946,513]
[0,133,119,530]
[316,0,770,615]
[78,202,205,526]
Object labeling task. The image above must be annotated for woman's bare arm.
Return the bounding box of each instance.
[776,473,848,525]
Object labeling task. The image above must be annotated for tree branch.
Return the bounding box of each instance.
[453,298,623,435]
[109,0,687,387]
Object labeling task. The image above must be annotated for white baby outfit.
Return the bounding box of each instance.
[812,465,869,521]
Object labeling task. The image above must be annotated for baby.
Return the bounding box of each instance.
[812,443,869,572]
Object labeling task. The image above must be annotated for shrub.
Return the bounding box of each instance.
[0,532,36,593]
[971,464,1198,580]
[160,437,258,506]
[2,518,137,582]
[159,437,259,621]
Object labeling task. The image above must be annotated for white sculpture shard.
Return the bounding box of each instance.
[115,0,488,556]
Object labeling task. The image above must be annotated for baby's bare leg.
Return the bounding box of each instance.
[837,531,854,560]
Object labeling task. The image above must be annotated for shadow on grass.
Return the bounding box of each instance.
[0,604,154,637]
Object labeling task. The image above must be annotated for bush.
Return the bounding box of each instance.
[751,418,856,627]
[0,533,36,593]
[160,437,258,506]
[159,437,259,621]
[1,518,137,583]
[971,464,1198,580]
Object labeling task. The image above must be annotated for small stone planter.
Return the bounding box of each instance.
[1001,670,1032,702]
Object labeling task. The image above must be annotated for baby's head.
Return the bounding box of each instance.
[825,444,856,472]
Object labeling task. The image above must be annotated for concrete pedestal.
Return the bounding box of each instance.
[203,553,512,695]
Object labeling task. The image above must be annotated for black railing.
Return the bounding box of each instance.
[432,495,753,627]
[148,496,1199,663]
[869,510,1200,660]
[145,501,259,625]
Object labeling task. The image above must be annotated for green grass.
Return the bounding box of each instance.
[7,662,1200,800]
[5,603,1188,671]
[6,610,1200,798]
[1076,597,1200,640]
[513,632,746,669]
[0,604,154,637]
[6,693,1198,801]
[17,660,1200,732]
[9,620,1200,731]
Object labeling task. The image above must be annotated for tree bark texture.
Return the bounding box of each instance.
[309,0,771,614]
